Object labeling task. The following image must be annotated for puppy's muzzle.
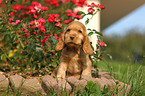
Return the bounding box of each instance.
[70,36,75,40]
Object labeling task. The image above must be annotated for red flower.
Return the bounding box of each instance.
[47,15,55,23]
[54,34,59,40]
[97,40,100,44]
[25,33,30,36]
[76,0,87,7]
[64,0,70,3]
[0,0,2,4]
[50,0,59,7]
[44,34,50,38]
[66,13,74,17]
[13,4,20,11]
[34,3,41,11]
[72,0,86,7]
[32,1,40,6]
[11,20,21,25]
[71,0,77,5]
[38,25,45,32]
[88,8,95,14]
[75,15,82,19]
[9,12,15,16]
[100,42,107,47]
[52,57,55,59]
[57,18,62,22]
[53,14,59,18]
[64,19,72,23]
[88,2,97,7]
[88,3,105,10]
[41,7,49,11]
[15,20,21,25]
[47,14,60,23]
[32,15,38,19]
[38,18,46,24]
[65,9,71,13]
[59,32,63,36]
[33,30,37,34]
[29,9,36,15]
[55,22,62,28]
[9,18,14,22]
[65,9,82,19]
[97,40,107,47]
[23,29,28,32]
[45,0,49,2]
[41,38,48,46]
[99,5,105,10]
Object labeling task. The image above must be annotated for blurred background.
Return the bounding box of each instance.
[100,0,145,64]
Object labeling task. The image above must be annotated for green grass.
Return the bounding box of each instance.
[98,60,145,95]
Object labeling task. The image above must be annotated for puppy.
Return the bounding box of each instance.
[55,21,94,79]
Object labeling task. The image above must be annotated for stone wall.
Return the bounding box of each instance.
[0,70,131,95]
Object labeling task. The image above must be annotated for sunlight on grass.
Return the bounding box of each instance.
[98,60,145,95]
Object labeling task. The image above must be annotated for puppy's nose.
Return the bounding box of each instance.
[70,36,75,40]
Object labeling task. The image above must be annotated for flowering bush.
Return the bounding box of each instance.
[0,0,105,77]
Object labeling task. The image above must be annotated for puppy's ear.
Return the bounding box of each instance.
[83,34,94,55]
[55,33,65,51]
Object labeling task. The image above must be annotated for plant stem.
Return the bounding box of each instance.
[16,34,25,49]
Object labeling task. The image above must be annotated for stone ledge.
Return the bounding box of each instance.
[41,75,72,94]
[0,71,131,95]
[0,75,9,92]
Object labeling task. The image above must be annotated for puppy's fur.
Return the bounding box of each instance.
[55,21,94,79]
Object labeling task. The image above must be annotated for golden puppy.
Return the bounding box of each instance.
[55,21,94,79]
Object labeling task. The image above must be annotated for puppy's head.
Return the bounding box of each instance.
[55,21,94,55]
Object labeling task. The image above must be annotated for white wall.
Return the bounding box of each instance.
[76,0,100,51]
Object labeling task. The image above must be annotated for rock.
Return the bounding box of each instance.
[41,75,57,94]
[0,75,9,92]
[21,78,44,95]
[67,76,87,92]
[0,71,4,75]
[117,81,131,96]
[107,79,116,91]
[58,79,72,92]
[41,75,72,95]
[9,75,46,95]
[9,75,24,92]
[81,76,116,91]
[81,75,101,87]
[99,72,114,79]
[67,76,79,87]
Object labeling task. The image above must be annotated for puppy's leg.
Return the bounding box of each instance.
[57,62,67,79]
[81,57,92,77]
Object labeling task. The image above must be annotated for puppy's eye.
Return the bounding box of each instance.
[66,29,70,32]
[78,30,82,33]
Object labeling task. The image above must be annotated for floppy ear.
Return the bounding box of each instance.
[55,33,65,51]
[83,34,94,55]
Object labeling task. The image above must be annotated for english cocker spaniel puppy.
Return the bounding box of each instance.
[55,21,94,79]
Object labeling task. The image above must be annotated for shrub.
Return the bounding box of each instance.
[0,0,105,77]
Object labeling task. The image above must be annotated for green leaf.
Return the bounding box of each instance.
[85,18,89,25]
[87,28,92,31]
[95,31,103,36]
[82,14,86,18]
[86,81,102,95]
[51,36,57,44]
[77,11,85,15]
[41,34,45,40]
[1,54,7,61]
[88,32,94,36]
